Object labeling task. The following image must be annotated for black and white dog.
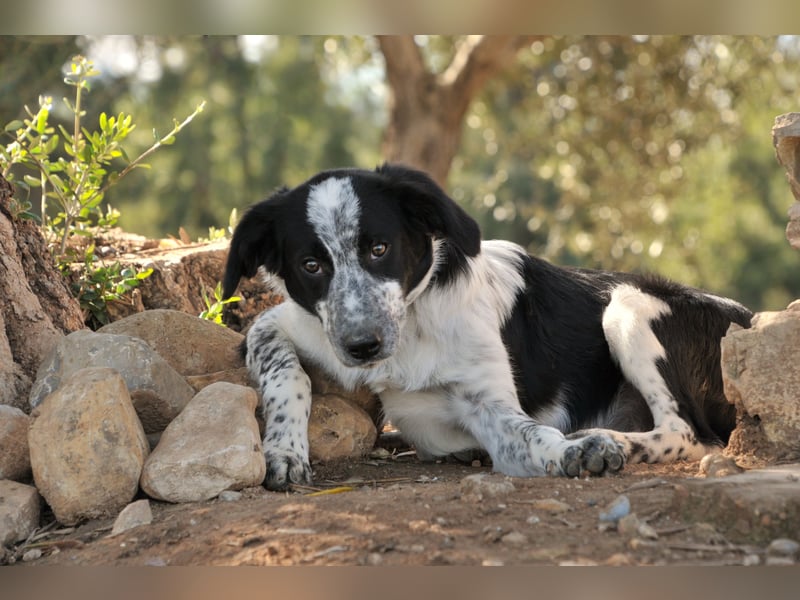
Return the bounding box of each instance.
[223,163,752,491]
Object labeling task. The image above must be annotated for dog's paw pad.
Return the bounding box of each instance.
[561,434,625,477]
[263,449,312,491]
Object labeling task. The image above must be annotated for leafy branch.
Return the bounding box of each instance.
[1,54,205,327]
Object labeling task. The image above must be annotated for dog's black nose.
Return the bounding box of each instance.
[346,335,382,361]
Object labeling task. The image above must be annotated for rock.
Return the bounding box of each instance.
[526,498,571,513]
[305,363,381,424]
[459,473,516,501]
[21,548,42,562]
[526,515,541,525]
[699,453,744,478]
[616,513,641,537]
[0,480,40,546]
[308,394,378,462]
[29,329,195,433]
[721,304,800,461]
[110,499,153,536]
[108,239,283,330]
[672,464,800,544]
[788,203,800,251]
[772,112,800,249]
[140,382,266,503]
[604,553,634,566]
[28,367,149,526]
[500,531,527,546]
[0,405,31,481]
[218,490,242,502]
[186,367,251,394]
[690,522,727,545]
[767,538,799,558]
[98,309,244,376]
[637,522,659,540]
[598,494,631,523]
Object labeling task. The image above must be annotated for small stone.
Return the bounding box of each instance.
[21,548,42,562]
[742,554,761,566]
[598,494,631,523]
[605,553,634,566]
[528,498,571,513]
[366,552,383,566]
[501,531,528,546]
[218,490,243,502]
[767,538,800,558]
[0,405,31,481]
[691,522,726,545]
[368,448,391,460]
[526,515,541,525]
[408,520,428,532]
[616,514,641,537]
[0,480,41,546]
[110,499,153,537]
[481,558,505,566]
[637,522,659,540]
[459,473,516,501]
[766,556,795,566]
[699,453,743,478]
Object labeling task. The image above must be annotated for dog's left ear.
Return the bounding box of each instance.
[223,189,288,299]
[376,163,481,257]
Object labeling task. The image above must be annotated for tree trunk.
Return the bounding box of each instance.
[0,174,85,411]
[377,35,537,186]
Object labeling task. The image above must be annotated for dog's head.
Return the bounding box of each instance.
[223,163,481,368]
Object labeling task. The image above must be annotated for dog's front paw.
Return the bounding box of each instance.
[559,434,625,477]
[263,449,312,491]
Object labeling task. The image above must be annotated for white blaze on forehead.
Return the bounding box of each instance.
[306,177,361,258]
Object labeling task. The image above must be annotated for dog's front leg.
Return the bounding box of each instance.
[453,384,626,478]
[246,307,313,490]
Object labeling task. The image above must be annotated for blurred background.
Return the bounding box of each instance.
[2,35,799,311]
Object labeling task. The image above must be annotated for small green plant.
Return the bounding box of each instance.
[1,54,205,326]
[197,207,239,243]
[199,282,241,326]
[65,245,154,327]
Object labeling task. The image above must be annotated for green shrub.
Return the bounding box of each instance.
[1,55,205,327]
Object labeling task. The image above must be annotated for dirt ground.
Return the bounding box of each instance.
[8,445,774,567]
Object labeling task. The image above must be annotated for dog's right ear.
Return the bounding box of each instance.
[223,189,288,299]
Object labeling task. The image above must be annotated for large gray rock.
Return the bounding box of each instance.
[722,301,800,461]
[28,367,149,525]
[140,382,265,503]
[0,405,31,481]
[308,394,378,462]
[98,309,244,376]
[28,329,194,432]
[0,480,40,546]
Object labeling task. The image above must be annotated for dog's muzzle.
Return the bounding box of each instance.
[344,333,383,362]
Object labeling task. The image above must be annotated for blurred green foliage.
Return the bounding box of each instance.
[1,35,798,311]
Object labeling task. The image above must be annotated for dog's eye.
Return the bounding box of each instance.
[302,258,322,274]
[370,242,389,259]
